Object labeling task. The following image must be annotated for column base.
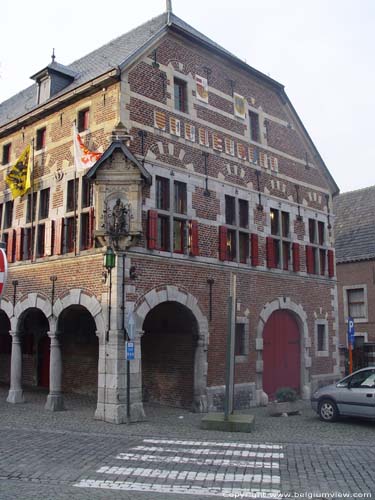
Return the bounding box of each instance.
[7,389,24,404]
[95,401,146,424]
[45,393,65,411]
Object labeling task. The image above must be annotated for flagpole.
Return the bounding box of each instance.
[73,121,77,256]
[31,138,35,262]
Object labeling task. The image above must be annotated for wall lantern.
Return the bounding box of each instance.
[104,246,116,272]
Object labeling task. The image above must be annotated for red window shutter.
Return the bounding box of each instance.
[15,227,23,261]
[88,207,95,249]
[292,242,300,272]
[251,233,259,266]
[306,245,314,274]
[219,226,227,261]
[6,229,15,263]
[328,249,335,278]
[147,210,158,249]
[54,218,64,255]
[189,220,199,256]
[266,236,276,268]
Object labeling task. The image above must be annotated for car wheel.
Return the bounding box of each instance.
[318,399,338,422]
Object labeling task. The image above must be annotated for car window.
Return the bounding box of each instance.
[350,370,375,388]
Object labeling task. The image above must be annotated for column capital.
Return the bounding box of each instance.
[9,330,21,341]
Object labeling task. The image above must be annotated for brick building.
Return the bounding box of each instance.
[334,186,375,371]
[0,5,340,423]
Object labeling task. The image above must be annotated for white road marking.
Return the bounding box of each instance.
[97,465,280,484]
[116,452,280,469]
[132,445,284,459]
[74,479,281,497]
[143,438,282,450]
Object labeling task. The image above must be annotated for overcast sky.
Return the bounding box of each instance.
[1,0,374,194]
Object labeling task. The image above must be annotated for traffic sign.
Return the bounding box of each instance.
[0,248,8,299]
[347,317,355,348]
[126,341,135,360]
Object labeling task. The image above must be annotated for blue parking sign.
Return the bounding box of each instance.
[347,317,355,348]
[126,341,135,360]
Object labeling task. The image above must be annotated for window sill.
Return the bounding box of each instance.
[235,355,248,364]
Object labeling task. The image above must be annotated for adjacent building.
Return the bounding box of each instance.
[334,186,375,370]
[0,6,340,423]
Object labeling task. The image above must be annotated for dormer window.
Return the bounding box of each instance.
[38,77,51,104]
[78,108,90,132]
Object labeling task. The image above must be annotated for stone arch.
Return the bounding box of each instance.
[0,298,13,321]
[54,289,105,338]
[14,293,53,331]
[134,285,209,412]
[255,297,311,403]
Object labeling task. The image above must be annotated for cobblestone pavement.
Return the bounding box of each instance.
[0,387,374,499]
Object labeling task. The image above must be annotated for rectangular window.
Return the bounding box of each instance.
[225,195,236,225]
[227,229,236,261]
[156,176,170,211]
[23,227,35,260]
[174,181,187,214]
[269,208,291,270]
[317,324,326,352]
[36,224,45,257]
[156,215,169,251]
[249,111,260,142]
[80,212,91,250]
[67,179,79,212]
[174,78,187,113]
[65,217,75,253]
[235,323,246,356]
[2,143,11,165]
[82,177,93,208]
[39,188,50,220]
[239,232,249,264]
[26,194,37,223]
[347,288,366,319]
[78,108,90,132]
[36,127,46,150]
[4,201,13,229]
[239,199,249,228]
[308,218,327,275]
[173,219,185,253]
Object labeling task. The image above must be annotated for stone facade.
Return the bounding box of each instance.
[0,11,340,422]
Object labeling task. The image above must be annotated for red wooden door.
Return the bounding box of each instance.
[263,310,300,399]
[38,335,50,389]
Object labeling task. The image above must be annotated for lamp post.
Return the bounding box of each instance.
[104,246,116,342]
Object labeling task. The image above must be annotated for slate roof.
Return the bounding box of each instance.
[0,11,283,129]
[333,186,375,263]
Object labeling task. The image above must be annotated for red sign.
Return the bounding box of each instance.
[0,248,8,299]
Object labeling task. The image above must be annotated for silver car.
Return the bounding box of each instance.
[311,367,375,422]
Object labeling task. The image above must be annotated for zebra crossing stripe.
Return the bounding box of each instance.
[74,480,281,497]
[143,438,282,450]
[97,465,281,484]
[132,445,284,459]
[116,452,280,469]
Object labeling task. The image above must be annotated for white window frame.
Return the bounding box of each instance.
[235,317,249,363]
[343,284,368,324]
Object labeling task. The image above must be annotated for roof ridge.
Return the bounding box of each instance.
[338,184,375,197]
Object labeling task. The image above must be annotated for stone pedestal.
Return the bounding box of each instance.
[95,329,145,423]
[7,331,24,404]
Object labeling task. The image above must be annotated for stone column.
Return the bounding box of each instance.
[95,254,145,423]
[193,333,208,413]
[45,331,64,411]
[7,330,24,404]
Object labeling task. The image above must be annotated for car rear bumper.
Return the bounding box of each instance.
[310,398,318,413]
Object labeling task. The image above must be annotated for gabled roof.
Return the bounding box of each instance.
[333,185,375,263]
[0,11,284,129]
[85,140,152,184]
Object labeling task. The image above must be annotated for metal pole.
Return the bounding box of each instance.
[224,273,236,420]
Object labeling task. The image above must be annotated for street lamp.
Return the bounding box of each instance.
[104,247,116,342]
